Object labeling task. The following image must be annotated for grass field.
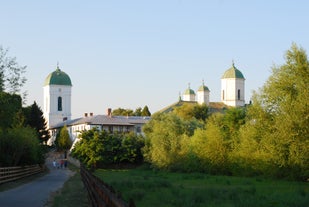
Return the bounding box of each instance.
[94,166,309,207]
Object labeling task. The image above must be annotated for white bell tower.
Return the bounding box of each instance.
[43,65,72,128]
[221,63,245,107]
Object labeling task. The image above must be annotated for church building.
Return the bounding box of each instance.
[180,63,245,107]
[43,66,150,146]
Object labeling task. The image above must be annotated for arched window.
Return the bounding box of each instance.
[222,90,225,100]
[238,90,241,100]
[58,97,62,111]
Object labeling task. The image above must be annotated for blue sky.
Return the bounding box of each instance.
[1,0,308,118]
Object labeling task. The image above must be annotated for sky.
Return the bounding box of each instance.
[1,0,308,118]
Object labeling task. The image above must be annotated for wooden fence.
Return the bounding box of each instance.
[0,165,44,184]
[80,165,135,207]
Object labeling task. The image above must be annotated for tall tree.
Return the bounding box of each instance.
[55,125,72,158]
[0,92,22,128]
[236,44,309,180]
[0,46,27,95]
[24,102,50,144]
[141,105,151,116]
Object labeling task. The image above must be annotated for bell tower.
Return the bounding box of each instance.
[221,62,245,107]
[43,65,72,128]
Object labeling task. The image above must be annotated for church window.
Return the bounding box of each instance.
[238,90,241,100]
[58,96,62,111]
[222,90,225,100]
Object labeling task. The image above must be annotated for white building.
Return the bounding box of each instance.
[180,63,245,107]
[182,81,210,105]
[43,66,150,145]
[221,63,245,107]
[43,66,72,128]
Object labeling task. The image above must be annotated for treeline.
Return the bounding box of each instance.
[70,44,308,181]
[112,106,151,116]
[143,44,309,181]
[0,46,49,167]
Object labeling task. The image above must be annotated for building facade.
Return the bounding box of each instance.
[43,66,150,146]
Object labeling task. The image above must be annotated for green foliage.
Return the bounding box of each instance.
[71,128,144,168]
[141,105,151,116]
[142,44,308,180]
[231,44,309,180]
[172,103,208,121]
[0,92,22,129]
[112,108,134,116]
[55,125,72,152]
[190,113,229,174]
[23,101,50,144]
[143,113,203,170]
[112,106,151,116]
[0,46,27,95]
[0,127,44,166]
[94,167,309,207]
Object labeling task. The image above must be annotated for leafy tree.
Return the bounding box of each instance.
[120,133,144,163]
[72,128,145,168]
[234,44,309,180]
[0,46,27,95]
[173,103,208,121]
[0,92,22,128]
[112,106,151,116]
[55,125,72,158]
[141,105,151,116]
[112,108,134,116]
[143,113,187,169]
[134,107,142,116]
[0,127,44,166]
[24,101,50,144]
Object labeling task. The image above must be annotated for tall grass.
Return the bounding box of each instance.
[94,166,309,207]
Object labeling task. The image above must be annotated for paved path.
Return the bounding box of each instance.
[0,157,74,207]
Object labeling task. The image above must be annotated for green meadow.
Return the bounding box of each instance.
[94,166,308,207]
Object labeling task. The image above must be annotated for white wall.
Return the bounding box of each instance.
[43,85,72,128]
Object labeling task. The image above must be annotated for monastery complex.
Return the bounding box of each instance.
[43,63,245,145]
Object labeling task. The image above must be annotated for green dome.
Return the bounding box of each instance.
[184,88,195,95]
[198,81,210,92]
[222,63,245,79]
[44,67,72,86]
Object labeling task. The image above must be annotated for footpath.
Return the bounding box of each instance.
[0,153,74,207]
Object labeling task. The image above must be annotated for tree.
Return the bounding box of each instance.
[55,126,72,158]
[143,113,187,169]
[134,107,142,116]
[173,103,208,121]
[0,46,27,95]
[24,102,50,144]
[235,44,309,180]
[0,127,44,167]
[0,92,22,129]
[141,105,151,116]
[112,108,134,116]
[71,128,145,168]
